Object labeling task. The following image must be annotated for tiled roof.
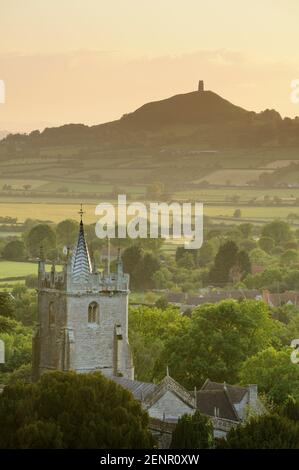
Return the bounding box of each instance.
[111,376,250,424]
[187,290,261,305]
[168,290,261,306]
[201,379,247,403]
[144,375,196,409]
[197,390,240,422]
[111,376,157,400]
[71,220,92,282]
[262,290,299,307]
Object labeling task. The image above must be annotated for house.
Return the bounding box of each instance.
[167,289,262,312]
[112,375,264,447]
[262,289,299,307]
[198,379,264,439]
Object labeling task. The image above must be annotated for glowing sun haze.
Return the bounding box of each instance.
[1,0,299,132]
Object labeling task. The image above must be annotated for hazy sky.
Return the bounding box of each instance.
[1,0,299,131]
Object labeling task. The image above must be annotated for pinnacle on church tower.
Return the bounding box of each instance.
[33,205,133,381]
[71,204,92,282]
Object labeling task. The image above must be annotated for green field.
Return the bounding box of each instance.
[0,179,146,195]
[0,281,25,292]
[203,206,299,219]
[197,169,274,185]
[0,199,298,227]
[174,187,299,202]
[0,232,22,238]
[0,203,98,223]
[0,279,25,286]
[0,261,62,280]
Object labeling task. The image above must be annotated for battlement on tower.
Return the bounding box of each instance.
[38,266,129,293]
[38,216,129,293]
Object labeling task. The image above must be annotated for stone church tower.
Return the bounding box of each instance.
[32,212,134,381]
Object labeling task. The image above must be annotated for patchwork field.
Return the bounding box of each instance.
[261,160,299,169]
[0,201,298,227]
[197,169,274,185]
[203,205,299,220]
[0,179,146,195]
[0,179,50,189]
[0,203,98,223]
[174,187,299,202]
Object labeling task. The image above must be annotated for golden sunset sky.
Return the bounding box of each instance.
[1,0,299,131]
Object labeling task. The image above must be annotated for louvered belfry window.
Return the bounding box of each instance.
[88,302,99,323]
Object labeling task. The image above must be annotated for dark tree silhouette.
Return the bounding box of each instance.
[0,371,154,449]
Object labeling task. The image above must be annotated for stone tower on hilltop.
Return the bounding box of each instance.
[32,211,134,381]
[198,80,204,92]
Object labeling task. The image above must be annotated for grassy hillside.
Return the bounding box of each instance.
[121,90,249,127]
[0,88,298,223]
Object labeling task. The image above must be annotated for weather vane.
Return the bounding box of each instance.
[79,203,85,221]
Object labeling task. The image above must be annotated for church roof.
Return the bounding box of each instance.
[143,375,196,410]
[71,220,92,282]
[112,377,157,400]
[111,375,256,424]
[112,375,196,410]
[201,379,247,404]
[196,390,240,422]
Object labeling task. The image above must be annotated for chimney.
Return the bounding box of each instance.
[198,80,204,92]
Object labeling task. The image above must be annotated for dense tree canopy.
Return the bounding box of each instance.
[12,286,37,326]
[56,219,78,246]
[170,411,214,449]
[209,241,251,285]
[261,220,292,246]
[122,245,160,289]
[154,300,281,388]
[258,236,275,253]
[2,240,26,261]
[209,241,239,285]
[219,415,299,449]
[281,397,299,422]
[26,224,56,258]
[0,371,154,449]
[0,292,15,318]
[129,306,188,382]
[0,316,32,380]
[239,347,299,404]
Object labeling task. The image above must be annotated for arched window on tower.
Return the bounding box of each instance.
[49,302,55,327]
[88,302,99,324]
